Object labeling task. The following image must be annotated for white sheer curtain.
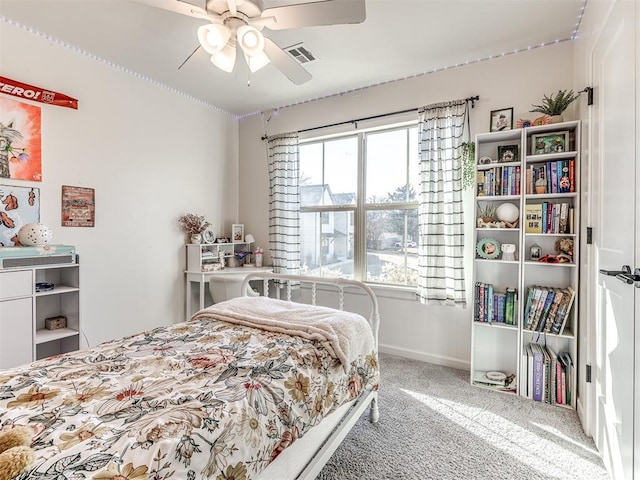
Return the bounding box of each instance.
[417,100,467,307]
[267,133,301,276]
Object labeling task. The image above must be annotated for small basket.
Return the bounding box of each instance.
[45,315,67,330]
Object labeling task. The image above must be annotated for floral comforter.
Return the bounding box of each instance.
[0,300,378,480]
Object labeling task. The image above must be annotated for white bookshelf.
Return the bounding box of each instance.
[470,121,580,408]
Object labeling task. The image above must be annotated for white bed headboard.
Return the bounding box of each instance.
[241,272,380,349]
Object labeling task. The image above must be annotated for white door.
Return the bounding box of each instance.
[591,1,638,479]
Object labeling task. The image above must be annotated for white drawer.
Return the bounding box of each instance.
[0,270,33,300]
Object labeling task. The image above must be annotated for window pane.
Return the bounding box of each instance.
[409,127,419,196]
[300,211,354,278]
[365,208,419,286]
[300,138,357,207]
[325,137,357,205]
[366,129,412,203]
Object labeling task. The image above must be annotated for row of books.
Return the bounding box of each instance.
[521,343,573,406]
[476,165,521,197]
[523,286,575,335]
[474,283,517,325]
[525,159,576,195]
[524,202,574,234]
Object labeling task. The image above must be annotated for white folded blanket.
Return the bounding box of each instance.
[192,296,374,371]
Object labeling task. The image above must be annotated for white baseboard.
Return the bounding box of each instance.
[378,343,470,371]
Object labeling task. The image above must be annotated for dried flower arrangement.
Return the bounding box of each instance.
[178,213,210,234]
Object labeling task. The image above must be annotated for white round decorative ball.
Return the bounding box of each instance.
[17,223,53,246]
[496,203,519,223]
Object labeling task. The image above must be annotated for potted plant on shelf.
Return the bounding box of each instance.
[530,89,580,123]
[178,213,210,244]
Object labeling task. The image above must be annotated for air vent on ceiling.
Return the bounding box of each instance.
[284,43,317,64]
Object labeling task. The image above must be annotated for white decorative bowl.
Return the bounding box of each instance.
[17,223,53,246]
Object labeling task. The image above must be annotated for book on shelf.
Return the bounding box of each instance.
[530,343,545,402]
[525,204,543,233]
[529,287,549,331]
[569,159,576,192]
[550,162,558,193]
[558,352,573,405]
[526,344,534,399]
[523,286,539,330]
[542,289,565,332]
[505,287,517,325]
[549,286,576,335]
[545,344,559,404]
[559,160,571,193]
[535,288,556,332]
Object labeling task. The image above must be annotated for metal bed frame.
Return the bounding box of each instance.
[241,272,380,479]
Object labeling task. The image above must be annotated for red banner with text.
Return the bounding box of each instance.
[0,76,78,110]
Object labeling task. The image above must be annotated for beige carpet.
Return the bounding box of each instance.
[318,353,609,480]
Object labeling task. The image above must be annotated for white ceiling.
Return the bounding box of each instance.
[0,0,585,116]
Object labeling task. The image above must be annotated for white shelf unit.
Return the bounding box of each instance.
[184,241,268,321]
[0,260,80,369]
[186,242,253,272]
[470,121,580,408]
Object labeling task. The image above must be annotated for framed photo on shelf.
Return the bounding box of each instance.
[497,145,519,163]
[490,107,513,132]
[476,238,501,259]
[531,131,570,154]
[232,224,245,242]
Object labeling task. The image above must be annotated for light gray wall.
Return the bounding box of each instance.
[0,22,239,346]
[239,42,575,369]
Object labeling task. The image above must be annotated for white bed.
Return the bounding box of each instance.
[0,272,380,480]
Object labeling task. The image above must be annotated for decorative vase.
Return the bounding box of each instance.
[549,115,564,124]
[190,233,202,244]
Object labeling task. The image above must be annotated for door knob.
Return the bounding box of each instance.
[599,265,631,276]
[600,265,640,285]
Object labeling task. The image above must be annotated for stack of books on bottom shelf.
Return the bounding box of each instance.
[522,286,575,335]
[473,370,517,393]
[520,343,573,406]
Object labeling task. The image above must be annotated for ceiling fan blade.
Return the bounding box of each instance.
[263,38,312,85]
[132,0,208,19]
[261,0,366,30]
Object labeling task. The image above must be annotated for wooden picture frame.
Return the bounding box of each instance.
[232,224,244,242]
[490,107,513,132]
[531,131,570,155]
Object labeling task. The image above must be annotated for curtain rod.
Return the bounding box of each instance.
[260,95,479,140]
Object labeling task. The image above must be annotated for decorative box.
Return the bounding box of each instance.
[45,315,67,330]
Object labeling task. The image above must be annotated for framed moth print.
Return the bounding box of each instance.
[0,185,40,246]
[62,185,95,227]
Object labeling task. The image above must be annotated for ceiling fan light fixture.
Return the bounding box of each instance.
[244,51,270,73]
[237,25,265,56]
[211,43,237,72]
[197,23,231,55]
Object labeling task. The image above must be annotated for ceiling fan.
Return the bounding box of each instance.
[139,0,366,84]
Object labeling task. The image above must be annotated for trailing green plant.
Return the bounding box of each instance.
[530,89,580,116]
[461,141,476,190]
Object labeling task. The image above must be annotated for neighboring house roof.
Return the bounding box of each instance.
[301,184,356,207]
[301,184,331,207]
[332,192,355,205]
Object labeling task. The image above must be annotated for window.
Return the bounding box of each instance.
[299,124,419,286]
